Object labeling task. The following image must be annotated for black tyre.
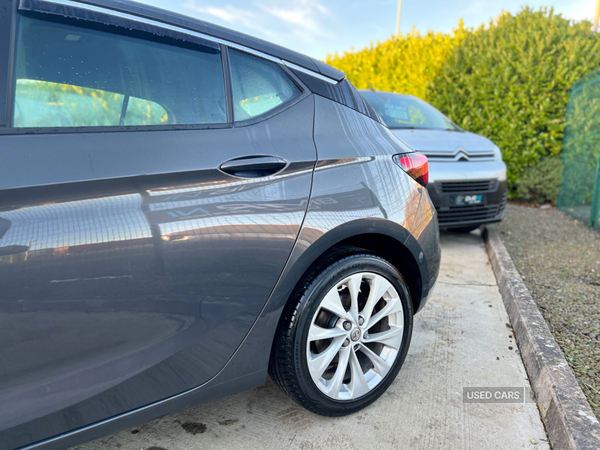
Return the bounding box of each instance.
[269,248,414,416]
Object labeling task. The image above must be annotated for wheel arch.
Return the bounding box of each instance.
[282,218,425,325]
[194,217,431,401]
[266,218,425,378]
[329,233,423,313]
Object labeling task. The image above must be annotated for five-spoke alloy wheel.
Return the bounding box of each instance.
[270,249,413,416]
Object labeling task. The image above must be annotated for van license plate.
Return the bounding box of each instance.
[452,194,485,206]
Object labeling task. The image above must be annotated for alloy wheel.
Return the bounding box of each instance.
[306,272,404,401]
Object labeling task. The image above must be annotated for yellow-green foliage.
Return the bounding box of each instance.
[327,8,600,200]
[430,8,600,195]
[14,80,169,127]
[326,23,467,99]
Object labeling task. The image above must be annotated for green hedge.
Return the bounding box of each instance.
[516,155,564,204]
[428,8,600,197]
[328,8,600,200]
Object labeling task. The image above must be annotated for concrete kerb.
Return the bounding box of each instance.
[483,225,600,450]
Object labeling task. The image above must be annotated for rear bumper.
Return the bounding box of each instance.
[414,217,440,313]
[427,161,507,229]
[409,187,440,314]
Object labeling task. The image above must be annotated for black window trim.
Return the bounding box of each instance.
[0,0,17,128]
[220,45,234,125]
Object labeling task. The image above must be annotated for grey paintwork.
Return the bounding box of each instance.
[0,1,440,449]
[0,95,317,449]
[391,128,498,157]
[309,96,439,298]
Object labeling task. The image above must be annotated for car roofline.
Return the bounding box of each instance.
[26,0,345,83]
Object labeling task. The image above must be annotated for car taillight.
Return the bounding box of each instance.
[393,153,429,187]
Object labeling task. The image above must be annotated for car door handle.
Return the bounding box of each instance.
[219,156,288,178]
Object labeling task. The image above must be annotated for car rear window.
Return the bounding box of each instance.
[361,91,458,131]
[12,14,227,128]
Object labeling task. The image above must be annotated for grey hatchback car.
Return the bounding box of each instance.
[0,1,440,449]
[361,91,507,231]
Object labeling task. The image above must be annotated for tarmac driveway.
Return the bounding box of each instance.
[74,231,549,450]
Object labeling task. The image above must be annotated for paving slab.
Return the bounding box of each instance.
[74,231,549,450]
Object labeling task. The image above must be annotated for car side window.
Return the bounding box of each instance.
[228,49,301,121]
[12,14,227,128]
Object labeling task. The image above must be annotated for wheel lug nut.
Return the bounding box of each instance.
[343,338,350,347]
[358,316,365,326]
[343,321,352,330]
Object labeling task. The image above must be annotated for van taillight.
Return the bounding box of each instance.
[392,153,429,187]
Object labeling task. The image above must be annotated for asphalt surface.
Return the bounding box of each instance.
[74,231,549,450]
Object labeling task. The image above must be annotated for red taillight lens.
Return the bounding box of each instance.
[393,153,429,187]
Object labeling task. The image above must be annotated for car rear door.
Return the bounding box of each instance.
[0,4,316,448]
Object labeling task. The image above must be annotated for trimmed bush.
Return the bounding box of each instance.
[326,23,467,99]
[516,156,564,204]
[429,8,600,198]
[327,8,600,202]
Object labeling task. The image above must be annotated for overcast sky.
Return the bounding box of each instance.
[134,0,598,60]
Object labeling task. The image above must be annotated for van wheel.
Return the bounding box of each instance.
[269,249,413,416]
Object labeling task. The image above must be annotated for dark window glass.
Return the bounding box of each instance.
[229,49,301,121]
[12,15,227,128]
[361,91,458,131]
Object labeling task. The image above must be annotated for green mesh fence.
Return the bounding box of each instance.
[558,70,600,228]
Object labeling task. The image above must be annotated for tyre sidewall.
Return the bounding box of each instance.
[291,255,414,415]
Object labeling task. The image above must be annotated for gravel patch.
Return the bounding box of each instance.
[497,203,600,418]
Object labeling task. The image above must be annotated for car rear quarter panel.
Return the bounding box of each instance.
[307,95,440,295]
[204,95,441,394]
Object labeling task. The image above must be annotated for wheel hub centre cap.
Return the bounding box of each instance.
[350,328,361,342]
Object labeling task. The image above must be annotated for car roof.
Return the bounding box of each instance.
[61,0,345,82]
